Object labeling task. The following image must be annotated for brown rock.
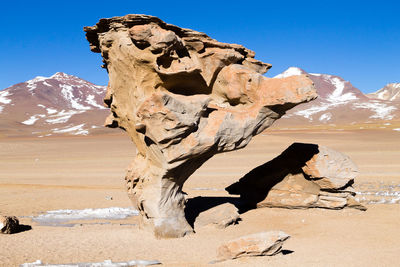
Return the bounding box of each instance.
[302,145,358,190]
[194,203,240,229]
[0,215,19,234]
[84,15,317,238]
[216,231,290,261]
[226,143,366,210]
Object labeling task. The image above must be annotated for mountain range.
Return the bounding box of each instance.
[0,69,399,137]
[272,67,400,130]
[0,72,112,137]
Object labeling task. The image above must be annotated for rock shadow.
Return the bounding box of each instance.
[225,142,319,206]
[184,196,244,228]
[15,224,32,233]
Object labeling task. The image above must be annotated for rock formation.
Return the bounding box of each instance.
[226,143,366,210]
[0,215,20,234]
[193,203,240,230]
[215,231,290,262]
[84,14,317,238]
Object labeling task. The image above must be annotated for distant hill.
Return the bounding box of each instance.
[0,72,113,137]
[272,67,400,129]
[1,69,399,137]
[367,83,400,101]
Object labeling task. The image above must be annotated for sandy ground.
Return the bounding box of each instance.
[1,129,400,266]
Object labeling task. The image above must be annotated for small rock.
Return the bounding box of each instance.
[0,215,20,234]
[194,203,240,229]
[216,231,290,261]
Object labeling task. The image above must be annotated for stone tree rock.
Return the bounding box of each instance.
[226,143,366,210]
[84,14,317,238]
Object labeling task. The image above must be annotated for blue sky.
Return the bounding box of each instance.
[1,0,399,93]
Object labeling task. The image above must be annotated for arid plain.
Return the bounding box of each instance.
[1,127,400,266]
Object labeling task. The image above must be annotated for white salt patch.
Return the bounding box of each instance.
[32,207,139,224]
[60,84,91,110]
[22,114,45,125]
[21,259,161,267]
[352,102,397,120]
[37,104,46,108]
[192,187,221,191]
[274,67,303,78]
[86,94,106,109]
[0,90,12,104]
[384,123,391,125]
[393,128,400,132]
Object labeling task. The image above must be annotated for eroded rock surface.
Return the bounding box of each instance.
[216,231,290,262]
[194,203,240,230]
[226,143,366,210]
[84,14,317,238]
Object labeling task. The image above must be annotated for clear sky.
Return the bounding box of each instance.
[1,0,399,93]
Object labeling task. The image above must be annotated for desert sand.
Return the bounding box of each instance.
[1,129,400,266]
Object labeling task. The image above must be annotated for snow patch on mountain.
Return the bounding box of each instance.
[0,91,12,104]
[352,102,397,120]
[274,67,304,78]
[368,83,400,101]
[46,108,57,114]
[22,114,46,125]
[319,113,332,122]
[294,104,330,120]
[327,77,357,103]
[26,76,48,93]
[86,94,106,109]
[52,123,89,135]
[60,84,91,110]
[45,110,83,124]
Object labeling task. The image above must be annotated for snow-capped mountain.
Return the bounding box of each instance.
[367,83,400,101]
[0,72,112,137]
[272,67,400,127]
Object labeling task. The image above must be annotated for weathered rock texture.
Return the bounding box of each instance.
[216,231,290,262]
[84,14,317,238]
[0,215,20,234]
[194,203,240,230]
[226,143,366,210]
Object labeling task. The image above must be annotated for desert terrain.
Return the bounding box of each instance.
[1,128,400,266]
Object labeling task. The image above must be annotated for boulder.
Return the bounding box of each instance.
[226,143,366,210]
[194,203,240,229]
[216,231,290,262]
[0,215,19,234]
[84,15,317,238]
